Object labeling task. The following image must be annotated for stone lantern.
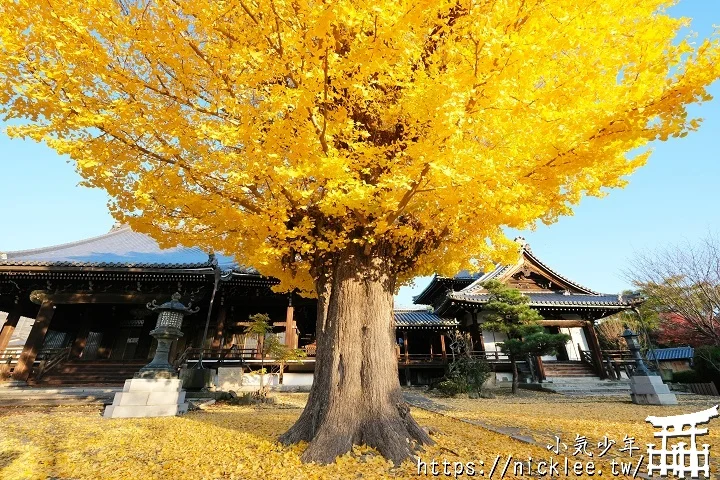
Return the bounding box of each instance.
[136,293,199,379]
[620,325,652,376]
[621,325,677,405]
[104,292,197,419]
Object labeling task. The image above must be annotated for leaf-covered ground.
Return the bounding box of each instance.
[421,388,720,448]
[418,388,720,475]
[1,390,710,479]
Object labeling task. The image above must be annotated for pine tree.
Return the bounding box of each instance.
[482,280,570,393]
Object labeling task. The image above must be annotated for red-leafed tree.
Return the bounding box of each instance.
[656,313,719,348]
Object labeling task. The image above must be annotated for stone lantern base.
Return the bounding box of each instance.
[630,375,678,405]
[103,378,188,418]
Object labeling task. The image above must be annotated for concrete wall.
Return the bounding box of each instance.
[216,367,313,391]
[481,329,508,358]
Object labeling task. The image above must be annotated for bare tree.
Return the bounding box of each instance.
[625,233,720,346]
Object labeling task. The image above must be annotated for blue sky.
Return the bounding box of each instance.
[1,1,718,308]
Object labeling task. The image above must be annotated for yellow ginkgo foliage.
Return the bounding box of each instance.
[1,0,719,464]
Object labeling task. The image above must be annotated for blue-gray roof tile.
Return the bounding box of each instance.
[646,347,694,361]
[449,292,632,307]
[394,310,458,329]
[0,225,246,270]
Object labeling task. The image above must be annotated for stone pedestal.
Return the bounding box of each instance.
[630,374,678,405]
[104,378,188,418]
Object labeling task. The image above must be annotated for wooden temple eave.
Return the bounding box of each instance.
[28,290,176,305]
[440,298,630,322]
[396,325,459,330]
[539,319,588,328]
[413,275,476,306]
[0,264,216,275]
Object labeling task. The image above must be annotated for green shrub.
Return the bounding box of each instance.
[672,370,704,384]
[436,378,467,396]
[436,356,492,397]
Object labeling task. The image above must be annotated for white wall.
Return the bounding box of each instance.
[482,329,508,359]
[560,327,590,361]
[0,312,34,349]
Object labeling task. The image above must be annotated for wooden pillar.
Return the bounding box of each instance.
[211,302,227,350]
[70,306,93,359]
[403,330,411,385]
[0,302,22,353]
[583,321,606,380]
[135,312,156,360]
[536,356,546,381]
[440,333,447,362]
[285,296,297,349]
[403,330,409,363]
[13,300,55,382]
[97,306,119,359]
[470,311,483,350]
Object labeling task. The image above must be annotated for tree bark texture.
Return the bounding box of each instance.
[511,357,519,394]
[279,247,433,464]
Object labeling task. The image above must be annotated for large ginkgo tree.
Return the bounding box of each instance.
[1,0,719,464]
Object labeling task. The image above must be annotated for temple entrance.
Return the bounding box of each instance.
[81,332,102,360]
[110,328,142,361]
[544,326,570,361]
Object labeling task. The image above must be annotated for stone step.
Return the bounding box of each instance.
[103,403,188,418]
[33,361,150,386]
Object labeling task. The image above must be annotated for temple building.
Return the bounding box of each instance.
[0,227,636,386]
[413,238,638,380]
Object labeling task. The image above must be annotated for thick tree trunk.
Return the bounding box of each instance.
[511,358,519,394]
[279,247,433,464]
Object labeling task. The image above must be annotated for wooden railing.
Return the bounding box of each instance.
[34,347,71,380]
[0,347,22,378]
[470,351,510,362]
[396,350,511,366]
[398,353,447,365]
[176,348,258,367]
[601,349,636,380]
[175,346,317,368]
[0,347,22,365]
[578,346,594,366]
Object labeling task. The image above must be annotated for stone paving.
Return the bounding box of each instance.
[0,386,119,406]
[403,390,538,445]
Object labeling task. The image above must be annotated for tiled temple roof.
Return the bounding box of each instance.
[448,292,635,308]
[418,238,640,316]
[460,242,598,296]
[394,309,459,329]
[646,347,694,361]
[0,225,252,272]
[412,271,480,305]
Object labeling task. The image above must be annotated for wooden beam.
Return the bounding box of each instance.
[440,333,447,362]
[12,300,55,381]
[211,303,227,349]
[29,291,173,305]
[539,319,586,328]
[583,322,607,379]
[0,302,22,352]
